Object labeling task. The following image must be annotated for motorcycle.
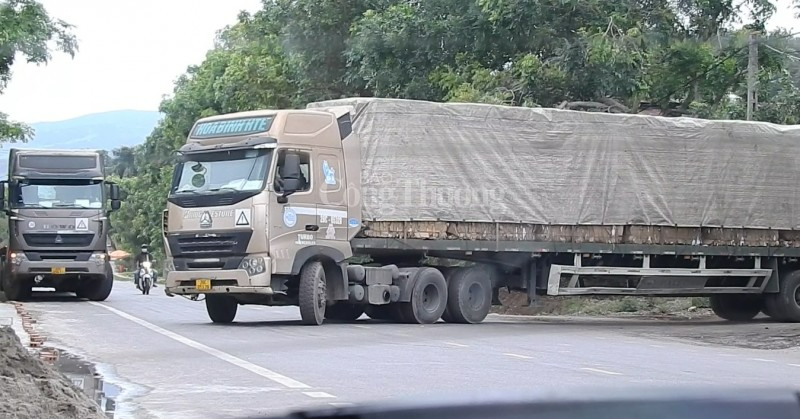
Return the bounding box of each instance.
[138,261,154,295]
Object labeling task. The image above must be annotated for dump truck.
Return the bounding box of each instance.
[0,149,122,301]
[163,97,800,325]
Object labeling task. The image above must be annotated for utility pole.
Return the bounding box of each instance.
[746,31,759,121]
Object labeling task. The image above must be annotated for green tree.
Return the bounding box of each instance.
[0,0,77,142]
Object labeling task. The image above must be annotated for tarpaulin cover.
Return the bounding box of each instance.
[307,98,800,229]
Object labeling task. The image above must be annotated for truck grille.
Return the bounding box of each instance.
[167,231,251,258]
[23,233,95,247]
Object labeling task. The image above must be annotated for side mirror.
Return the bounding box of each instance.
[110,200,121,211]
[0,180,6,210]
[109,183,120,200]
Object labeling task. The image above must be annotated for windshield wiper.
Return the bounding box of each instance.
[174,189,200,194]
[51,203,90,208]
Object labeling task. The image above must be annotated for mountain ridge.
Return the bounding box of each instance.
[0,109,160,176]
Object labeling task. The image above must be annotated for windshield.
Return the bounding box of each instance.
[170,149,271,195]
[11,179,104,209]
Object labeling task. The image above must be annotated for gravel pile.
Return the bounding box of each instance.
[0,326,106,419]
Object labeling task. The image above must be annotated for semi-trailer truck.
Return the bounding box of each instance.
[163,97,800,325]
[0,149,122,301]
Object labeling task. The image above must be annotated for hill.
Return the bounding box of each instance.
[0,110,161,176]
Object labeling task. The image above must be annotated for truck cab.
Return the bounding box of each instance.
[164,108,365,323]
[0,149,122,301]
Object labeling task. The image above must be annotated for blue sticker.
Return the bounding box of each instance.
[322,160,337,185]
[348,218,360,228]
[283,207,297,228]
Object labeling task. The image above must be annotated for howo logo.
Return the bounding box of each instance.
[43,224,74,230]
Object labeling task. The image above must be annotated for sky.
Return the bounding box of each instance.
[0,0,798,124]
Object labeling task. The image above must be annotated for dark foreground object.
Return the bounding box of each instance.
[261,387,800,419]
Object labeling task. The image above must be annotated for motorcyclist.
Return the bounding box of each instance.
[134,244,157,289]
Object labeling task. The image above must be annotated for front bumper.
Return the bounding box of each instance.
[9,254,108,277]
[165,268,273,295]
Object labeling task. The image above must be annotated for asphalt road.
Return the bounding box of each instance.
[15,281,800,419]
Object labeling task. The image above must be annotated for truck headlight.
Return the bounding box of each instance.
[89,253,107,263]
[239,257,266,276]
[9,252,27,266]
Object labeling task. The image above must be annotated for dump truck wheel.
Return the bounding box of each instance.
[2,271,31,302]
[205,294,237,323]
[709,294,762,321]
[444,267,492,324]
[769,270,800,322]
[79,265,114,302]
[299,261,326,325]
[398,267,447,324]
[326,302,364,322]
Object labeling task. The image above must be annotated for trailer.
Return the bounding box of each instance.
[163,97,800,325]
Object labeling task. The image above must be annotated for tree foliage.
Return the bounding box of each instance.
[109,0,800,255]
[0,0,77,142]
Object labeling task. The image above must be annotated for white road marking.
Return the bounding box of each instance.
[581,367,623,376]
[503,353,532,360]
[303,392,336,398]
[788,364,800,368]
[329,402,355,407]
[749,358,776,363]
[649,344,664,348]
[444,342,468,348]
[89,302,311,389]
[351,325,370,329]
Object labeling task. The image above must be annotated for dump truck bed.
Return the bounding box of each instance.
[306,98,800,251]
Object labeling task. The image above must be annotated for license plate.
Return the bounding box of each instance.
[195,279,211,290]
[51,267,66,275]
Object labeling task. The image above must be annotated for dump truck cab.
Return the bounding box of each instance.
[0,149,122,301]
[164,108,362,313]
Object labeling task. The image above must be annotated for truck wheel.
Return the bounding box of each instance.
[762,296,789,321]
[767,270,800,322]
[299,261,326,325]
[444,267,492,324]
[2,272,32,301]
[326,302,364,322]
[78,265,114,302]
[205,294,238,323]
[709,294,762,321]
[398,267,447,324]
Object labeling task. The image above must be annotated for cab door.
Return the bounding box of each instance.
[314,152,348,244]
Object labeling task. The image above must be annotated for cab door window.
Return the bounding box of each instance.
[273,150,311,194]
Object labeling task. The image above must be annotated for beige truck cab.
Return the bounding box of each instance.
[164,107,405,325]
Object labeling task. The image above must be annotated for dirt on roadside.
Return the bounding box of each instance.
[0,326,106,419]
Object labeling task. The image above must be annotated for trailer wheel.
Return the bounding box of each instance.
[326,302,364,322]
[205,294,238,323]
[444,267,492,324]
[709,294,762,321]
[299,261,327,325]
[398,267,447,324]
[767,270,800,322]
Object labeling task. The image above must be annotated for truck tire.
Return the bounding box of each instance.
[299,261,327,325]
[443,266,492,324]
[762,296,789,321]
[398,267,447,324]
[78,265,114,302]
[765,270,800,322]
[205,294,238,323]
[326,302,364,322]
[709,294,762,321]
[2,271,32,301]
